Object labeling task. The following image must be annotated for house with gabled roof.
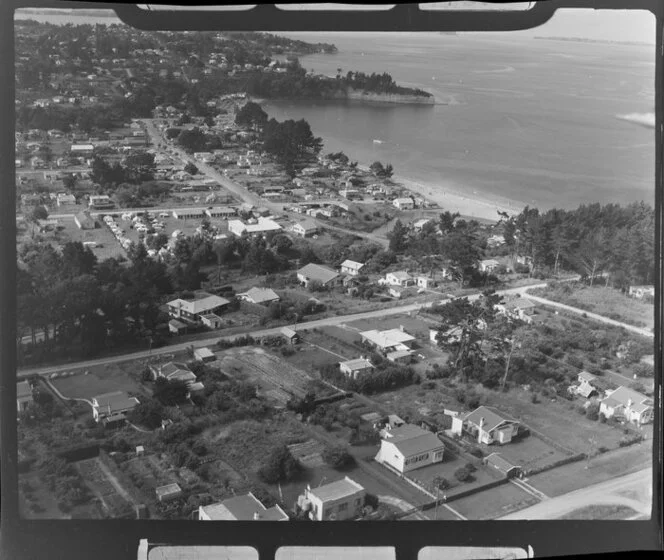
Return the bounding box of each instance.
[292,219,319,238]
[600,386,653,425]
[360,328,415,354]
[238,287,280,306]
[375,424,444,473]
[297,263,340,288]
[92,391,140,423]
[384,270,413,287]
[150,362,198,386]
[167,292,229,325]
[339,357,374,380]
[340,259,365,276]
[452,405,519,445]
[199,492,288,521]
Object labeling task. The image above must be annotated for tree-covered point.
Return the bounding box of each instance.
[223,32,337,54]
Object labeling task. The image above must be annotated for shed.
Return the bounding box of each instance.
[485,453,521,478]
[193,347,216,363]
[155,483,183,502]
[281,327,299,344]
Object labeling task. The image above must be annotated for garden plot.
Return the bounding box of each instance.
[76,458,134,518]
[221,347,314,399]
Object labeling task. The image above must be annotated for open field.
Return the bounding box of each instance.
[527,444,652,499]
[528,284,654,330]
[49,361,151,400]
[278,344,344,374]
[449,481,539,520]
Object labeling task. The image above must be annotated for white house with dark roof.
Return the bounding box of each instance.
[297,477,366,521]
[599,386,653,425]
[297,263,340,288]
[479,259,500,273]
[339,357,374,380]
[167,292,229,325]
[199,493,288,521]
[375,424,444,474]
[340,260,365,276]
[238,287,280,306]
[151,362,199,387]
[393,197,414,210]
[383,271,413,287]
[92,391,140,422]
[452,405,519,445]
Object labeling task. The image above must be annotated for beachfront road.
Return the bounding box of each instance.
[497,468,652,520]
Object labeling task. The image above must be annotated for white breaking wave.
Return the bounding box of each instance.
[616,112,656,129]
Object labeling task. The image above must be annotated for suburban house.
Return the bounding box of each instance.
[227,217,282,237]
[340,259,365,276]
[384,271,413,287]
[296,477,366,521]
[339,357,375,380]
[166,292,229,327]
[599,386,653,425]
[74,211,96,230]
[88,194,114,209]
[375,424,445,474]
[17,380,33,412]
[498,297,537,323]
[151,361,198,386]
[487,235,506,248]
[56,193,76,206]
[199,493,289,521]
[238,287,280,306]
[485,453,521,478]
[479,259,500,273]
[628,285,655,299]
[92,391,140,423]
[569,371,599,398]
[360,327,415,354]
[393,197,414,210]
[412,218,432,232]
[292,219,319,238]
[193,347,216,363]
[452,406,519,445]
[416,276,432,289]
[155,483,182,503]
[297,263,340,288]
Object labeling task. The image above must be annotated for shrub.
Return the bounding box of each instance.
[464,462,477,473]
[586,402,600,421]
[322,445,355,470]
[469,448,484,458]
[258,445,301,484]
[454,466,472,482]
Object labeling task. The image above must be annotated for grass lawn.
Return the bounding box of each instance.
[559,504,638,520]
[488,434,569,473]
[50,361,149,400]
[449,482,539,520]
[280,344,345,372]
[527,444,652,498]
[529,284,654,330]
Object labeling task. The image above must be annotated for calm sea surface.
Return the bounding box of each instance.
[16,14,656,210]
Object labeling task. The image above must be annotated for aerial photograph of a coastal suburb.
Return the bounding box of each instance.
[14,6,656,522]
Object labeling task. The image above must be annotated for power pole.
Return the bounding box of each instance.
[585,435,597,469]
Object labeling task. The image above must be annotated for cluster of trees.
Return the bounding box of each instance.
[39,457,93,513]
[320,362,420,395]
[341,70,432,98]
[369,161,394,178]
[17,240,173,364]
[176,127,223,153]
[258,445,302,484]
[498,202,654,286]
[261,117,323,176]
[90,152,156,187]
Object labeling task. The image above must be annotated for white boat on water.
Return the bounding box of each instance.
[373,139,384,144]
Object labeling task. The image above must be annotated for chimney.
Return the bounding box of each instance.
[253,512,260,521]
[627,398,633,409]
[478,417,485,444]
[399,325,405,332]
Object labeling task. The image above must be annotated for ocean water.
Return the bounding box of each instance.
[15,12,656,210]
[264,32,656,210]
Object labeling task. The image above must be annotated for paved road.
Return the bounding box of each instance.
[523,292,654,338]
[498,468,651,520]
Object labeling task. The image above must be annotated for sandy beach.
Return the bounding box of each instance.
[395,175,524,222]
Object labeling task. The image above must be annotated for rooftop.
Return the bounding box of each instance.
[298,263,340,285]
[94,391,140,413]
[486,452,520,472]
[155,483,182,497]
[361,328,415,349]
[296,219,318,232]
[463,406,517,433]
[340,358,374,371]
[384,426,444,457]
[167,292,230,315]
[388,270,411,281]
[200,493,288,521]
[603,386,651,407]
[340,259,365,271]
[194,347,215,359]
[240,287,280,304]
[17,381,32,399]
[309,477,365,503]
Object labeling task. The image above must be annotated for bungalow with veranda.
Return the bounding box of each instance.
[297,477,366,521]
[599,386,653,425]
[238,287,280,306]
[452,405,519,445]
[360,327,415,354]
[375,424,445,474]
[166,292,229,326]
[292,219,319,238]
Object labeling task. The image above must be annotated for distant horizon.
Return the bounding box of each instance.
[14,6,657,45]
